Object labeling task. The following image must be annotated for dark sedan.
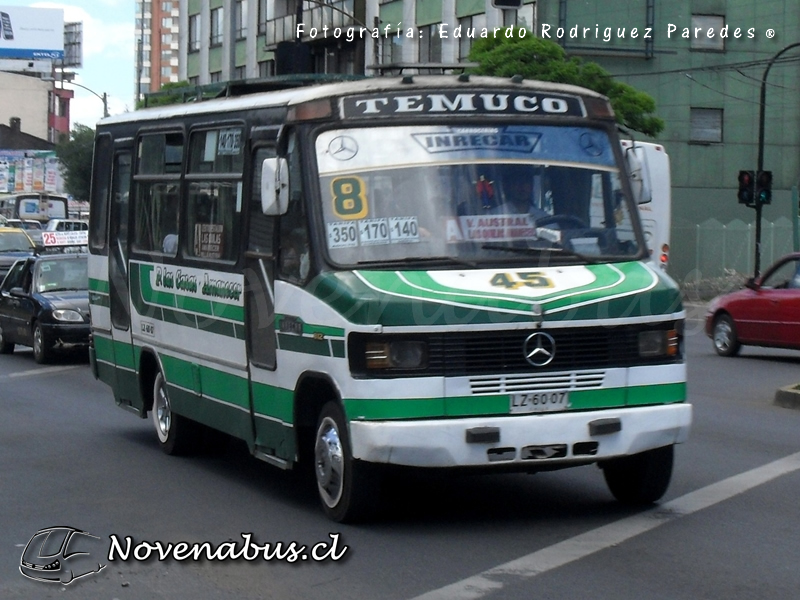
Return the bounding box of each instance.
[0,253,90,363]
[705,253,800,356]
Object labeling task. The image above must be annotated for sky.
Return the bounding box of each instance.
[11,0,136,128]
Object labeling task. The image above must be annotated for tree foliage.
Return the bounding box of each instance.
[135,80,193,109]
[55,123,95,202]
[468,30,664,137]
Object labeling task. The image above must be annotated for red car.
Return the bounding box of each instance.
[705,253,800,356]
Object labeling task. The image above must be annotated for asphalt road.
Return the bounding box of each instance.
[2,306,800,599]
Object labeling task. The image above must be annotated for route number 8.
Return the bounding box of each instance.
[332,176,368,220]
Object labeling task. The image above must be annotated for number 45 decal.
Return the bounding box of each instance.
[490,272,553,290]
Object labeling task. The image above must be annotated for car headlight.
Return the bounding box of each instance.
[638,329,680,357]
[365,341,427,370]
[52,309,83,322]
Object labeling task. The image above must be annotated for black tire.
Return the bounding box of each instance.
[151,370,198,455]
[0,323,14,354]
[712,313,741,357]
[32,322,52,364]
[602,445,674,505]
[314,401,380,523]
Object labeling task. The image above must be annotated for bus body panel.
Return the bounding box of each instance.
[87,75,690,520]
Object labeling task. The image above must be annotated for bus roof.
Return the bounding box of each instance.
[98,75,611,127]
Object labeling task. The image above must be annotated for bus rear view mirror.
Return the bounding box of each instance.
[625,145,652,205]
[260,157,289,215]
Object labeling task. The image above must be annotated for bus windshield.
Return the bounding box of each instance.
[316,125,641,266]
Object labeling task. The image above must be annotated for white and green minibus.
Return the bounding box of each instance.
[88,75,691,522]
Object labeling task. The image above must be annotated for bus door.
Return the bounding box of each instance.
[244,143,288,465]
[107,149,138,406]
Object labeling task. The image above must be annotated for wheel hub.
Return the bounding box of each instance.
[315,418,344,505]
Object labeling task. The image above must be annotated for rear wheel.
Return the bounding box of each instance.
[712,313,741,357]
[602,445,674,505]
[314,401,380,522]
[151,371,198,455]
[0,323,14,354]
[32,322,52,364]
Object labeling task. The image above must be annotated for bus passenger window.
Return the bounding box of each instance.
[187,182,238,261]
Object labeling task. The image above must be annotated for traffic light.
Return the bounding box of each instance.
[756,170,773,204]
[738,170,755,204]
[491,0,524,8]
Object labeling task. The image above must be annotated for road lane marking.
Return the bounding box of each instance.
[1,365,83,379]
[409,451,800,600]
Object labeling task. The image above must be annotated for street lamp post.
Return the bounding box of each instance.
[754,41,800,276]
[67,82,109,119]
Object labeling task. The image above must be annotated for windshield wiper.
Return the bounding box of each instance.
[355,256,478,268]
[481,243,599,264]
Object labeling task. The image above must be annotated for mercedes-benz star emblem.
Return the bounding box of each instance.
[328,135,358,160]
[523,332,556,367]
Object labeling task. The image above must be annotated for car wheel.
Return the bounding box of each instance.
[314,401,380,523]
[602,445,674,505]
[713,313,741,357]
[32,322,52,364]
[0,323,14,354]
[151,370,198,455]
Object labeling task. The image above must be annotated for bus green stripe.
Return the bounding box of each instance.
[89,278,109,293]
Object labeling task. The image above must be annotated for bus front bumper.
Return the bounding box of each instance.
[349,403,692,468]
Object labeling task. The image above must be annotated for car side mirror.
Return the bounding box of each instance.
[744,277,759,290]
[10,286,27,297]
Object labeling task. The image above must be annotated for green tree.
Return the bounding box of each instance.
[55,123,95,202]
[135,80,194,109]
[468,30,664,137]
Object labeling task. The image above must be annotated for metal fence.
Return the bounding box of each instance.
[671,217,795,294]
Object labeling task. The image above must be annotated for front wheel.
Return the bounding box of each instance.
[712,313,741,357]
[32,322,52,364]
[151,371,198,455]
[314,401,380,523]
[602,445,674,505]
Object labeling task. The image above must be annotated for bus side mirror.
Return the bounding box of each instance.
[625,146,652,205]
[260,157,289,215]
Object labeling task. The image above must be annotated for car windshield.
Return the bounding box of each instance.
[316,125,641,267]
[35,258,88,293]
[0,231,34,252]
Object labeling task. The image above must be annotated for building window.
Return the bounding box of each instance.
[691,15,725,51]
[210,71,222,82]
[258,0,267,34]
[380,34,403,65]
[162,1,172,11]
[189,14,200,52]
[458,14,486,62]
[161,17,173,29]
[690,108,723,143]
[210,7,224,46]
[258,60,274,78]
[418,24,442,64]
[235,0,248,39]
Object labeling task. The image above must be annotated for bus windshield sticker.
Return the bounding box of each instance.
[217,128,242,156]
[327,216,420,250]
[411,128,542,155]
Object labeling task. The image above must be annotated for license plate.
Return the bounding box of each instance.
[510,391,570,414]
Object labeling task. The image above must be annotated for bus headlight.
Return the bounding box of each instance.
[638,329,679,357]
[52,309,84,322]
[365,341,427,370]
